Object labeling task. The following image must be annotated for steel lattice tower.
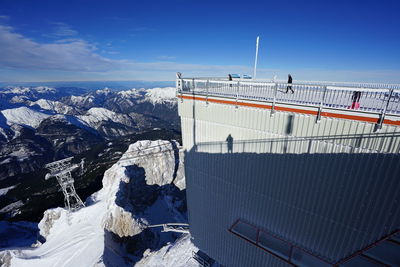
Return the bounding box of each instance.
[44,157,84,211]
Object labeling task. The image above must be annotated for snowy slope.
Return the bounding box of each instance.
[78,107,134,128]
[142,87,176,105]
[0,86,55,95]
[0,185,16,197]
[0,140,195,267]
[136,234,199,267]
[117,88,144,98]
[69,95,95,106]
[1,107,50,128]
[29,99,74,114]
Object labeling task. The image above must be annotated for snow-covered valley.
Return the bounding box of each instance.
[0,140,199,267]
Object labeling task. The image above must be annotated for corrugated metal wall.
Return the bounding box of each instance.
[179,98,400,266]
[178,99,400,154]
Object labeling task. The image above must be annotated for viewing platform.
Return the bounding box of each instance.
[177,75,400,266]
[177,77,400,128]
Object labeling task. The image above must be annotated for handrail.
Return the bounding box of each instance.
[177,78,400,125]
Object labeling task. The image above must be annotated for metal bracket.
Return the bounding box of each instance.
[377,88,394,130]
[271,83,278,116]
[316,86,327,122]
[206,79,209,105]
[235,81,240,108]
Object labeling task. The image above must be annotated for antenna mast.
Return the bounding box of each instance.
[253,36,260,79]
[44,157,84,211]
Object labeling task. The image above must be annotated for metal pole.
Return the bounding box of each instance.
[236,81,240,108]
[206,79,209,105]
[271,83,278,116]
[317,86,327,122]
[253,36,259,79]
[377,88,393,129]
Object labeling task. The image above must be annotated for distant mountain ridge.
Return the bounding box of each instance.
[0,86,180,180]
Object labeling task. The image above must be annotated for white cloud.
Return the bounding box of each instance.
[157,55,176,60]
[0,22,399,83]
[0,23,254,77]
[51,22,78,37]
[0,24,120,71]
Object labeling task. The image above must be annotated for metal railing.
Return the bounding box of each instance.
[194,132,400,155]
[177,78,400,120]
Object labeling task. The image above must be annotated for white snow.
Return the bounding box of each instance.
[1,87,31,94]
[0,185,16,196]
[0,86,55,94]
[136,234,199,267]
[33,86,56,94]
[78,107,133,128]
[95,88,111,95]
[117,88,144,98]
[0,158,12,165]
[9,95,29,104]
[1,140,191,267]
[0,200,24,215]
[9,147,36,161]
[70,95,94,104]
[143,87,177,105]
[1,107,50,128]
[29,99,73,114]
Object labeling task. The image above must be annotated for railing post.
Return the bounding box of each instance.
[316,86,327,122]
[377,88,394,129]
[192,78,195,91]
[271,83,278,116]
[206,79,209,105]
[235,81,240,108]
[179,79,183,103]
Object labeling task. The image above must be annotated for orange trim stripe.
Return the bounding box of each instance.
[177,94,400,126]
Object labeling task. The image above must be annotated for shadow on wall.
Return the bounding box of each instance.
[195,131,400,155]
[184,134,400,266]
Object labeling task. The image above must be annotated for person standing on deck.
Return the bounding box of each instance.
[351,91,362,109]
[286,74,294,93]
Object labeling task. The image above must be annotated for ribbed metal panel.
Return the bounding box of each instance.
[185,150,400,265]
[178,99,400,154]
[179,98,400,266]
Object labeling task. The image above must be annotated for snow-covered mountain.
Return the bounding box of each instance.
[0,86,55,95]
[1,107,50,129]
[28,99,75,115]
[78,107,135,129]
[141,87,177,105]
[0,140,198,267]
[0,86,180,179]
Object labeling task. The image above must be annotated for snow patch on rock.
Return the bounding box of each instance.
[0,185,16,196]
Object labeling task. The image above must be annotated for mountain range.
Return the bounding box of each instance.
[0,86,179,180]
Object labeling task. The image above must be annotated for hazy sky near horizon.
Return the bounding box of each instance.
[0,0,399,83]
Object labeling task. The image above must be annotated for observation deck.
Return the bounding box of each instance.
[177,76,400,267]
[177,77,400,128]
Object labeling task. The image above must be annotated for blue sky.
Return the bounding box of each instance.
[0,0,399,83]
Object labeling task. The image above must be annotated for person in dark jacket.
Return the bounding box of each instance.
[286,74,294,93]
[226,134,233,153]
